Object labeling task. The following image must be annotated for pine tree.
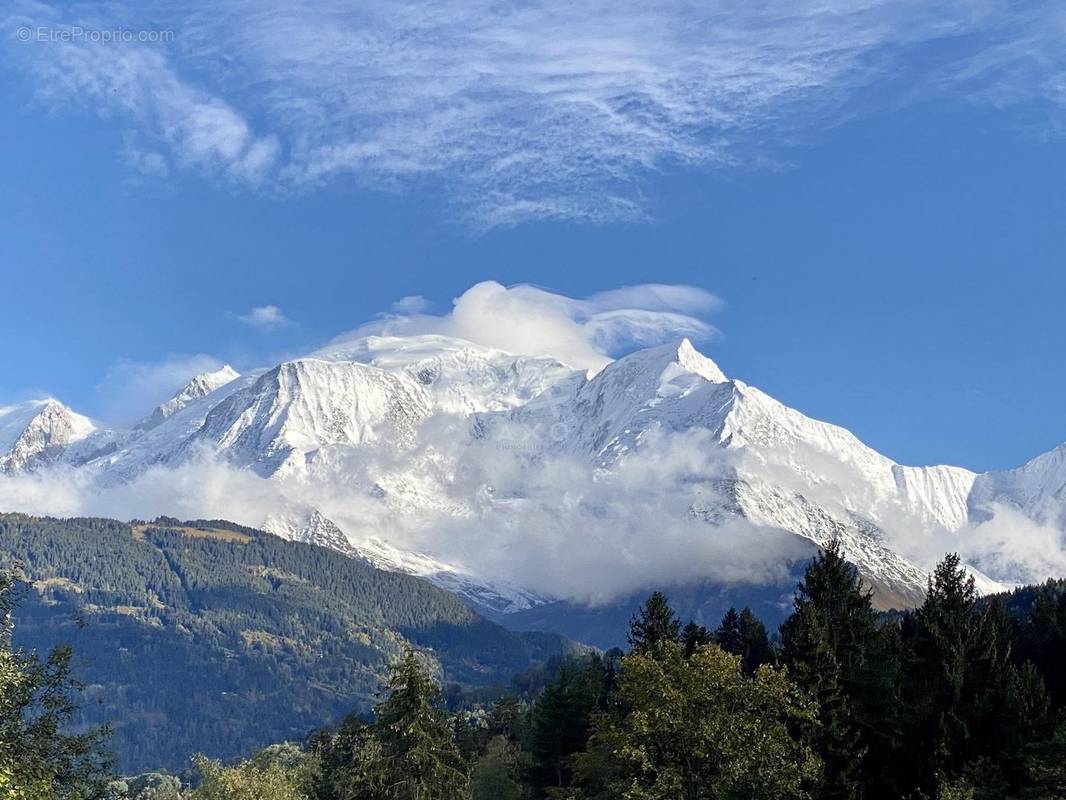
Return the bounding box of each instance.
[627,592,682,655]
[900,554,1010,797]
[486,695,525,743]
[739,608,772,673]
[470,736,528,800]
[714,608,743,656]
[1019,719,1066,798]
[372,650,469,800]
[681,621,711,658]
[780,540,897,800]
[528,658,605,795]
[715,608,771,674]
[782,603,860,800]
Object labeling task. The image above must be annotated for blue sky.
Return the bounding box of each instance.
[1,0,1065,473]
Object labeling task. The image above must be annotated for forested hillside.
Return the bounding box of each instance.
[0,513,577,773]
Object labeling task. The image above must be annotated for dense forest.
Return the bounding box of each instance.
[5,536,1066,799]
[0,513,578,773]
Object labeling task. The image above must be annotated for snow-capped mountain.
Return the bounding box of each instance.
[969,443,1066,529]
[136,365,239,431]
[0,399,101,472]
[2,334,1063,611]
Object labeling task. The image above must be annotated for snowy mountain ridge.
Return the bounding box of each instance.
[137,365,239,431]
[2,334,1062,612]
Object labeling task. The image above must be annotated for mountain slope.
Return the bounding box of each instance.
[3,334,1064,614]
[970,443,1066,527]
[0,513,579,773]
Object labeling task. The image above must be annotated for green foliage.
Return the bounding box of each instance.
[310,651,469,800]
[527,655,608,796]
[470,736,528,800]
[1018,718,1066,798]
[0,513,576,773]
[114,773,183,800]
[188,747,315,800]
[9,523,1066,800]
[775,547,1065,800]
[372,651,469,800]
[680,621,711,658]
[714,607,771,674]
[900,554,1017,795]
[0,570,112,800]
[574,640,821,800]
[626,592,681,654]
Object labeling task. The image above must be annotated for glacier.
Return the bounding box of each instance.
[2,333,1063,613]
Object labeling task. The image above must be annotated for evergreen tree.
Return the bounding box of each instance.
[681,621,711,658]
[780,541,897,800]
[308,713,374,800]
[739,608,773,673]
[782,603,860,800]
[527,658,605,796]
[714,608,743,655]
[1018,718,1066,798]
[470,736,528,800]
[1017,588,1066,708]
[371,650,469,800]
[715,607,772,673]
[627,592,682,654]
[900,554,1010,797]
[486,695,525,743]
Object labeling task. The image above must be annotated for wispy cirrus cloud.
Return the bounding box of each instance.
[4,0,1065,226]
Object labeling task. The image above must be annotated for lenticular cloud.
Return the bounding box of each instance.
[332,280,720,371]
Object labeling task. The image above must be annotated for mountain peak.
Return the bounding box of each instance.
[0,398,96,472]
[138,365,240,431]
[673,337,727,383]
[604,337,727,385]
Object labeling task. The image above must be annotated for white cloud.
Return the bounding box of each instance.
[3,4,279,186]
[0,429,811,606]
[338,280,720,370]
[235,304,293,331]
[94,353,225,422]
[919,504,1066,589]
[4,0,1065,225]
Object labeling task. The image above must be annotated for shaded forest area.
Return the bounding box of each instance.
[0,513,577,772]
[6,537,1066,798]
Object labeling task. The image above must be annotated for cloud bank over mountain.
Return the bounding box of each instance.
[1,280,1065,608]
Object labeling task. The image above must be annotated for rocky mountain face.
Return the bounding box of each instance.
[2,335,1064,618]
[0,399,100,472]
